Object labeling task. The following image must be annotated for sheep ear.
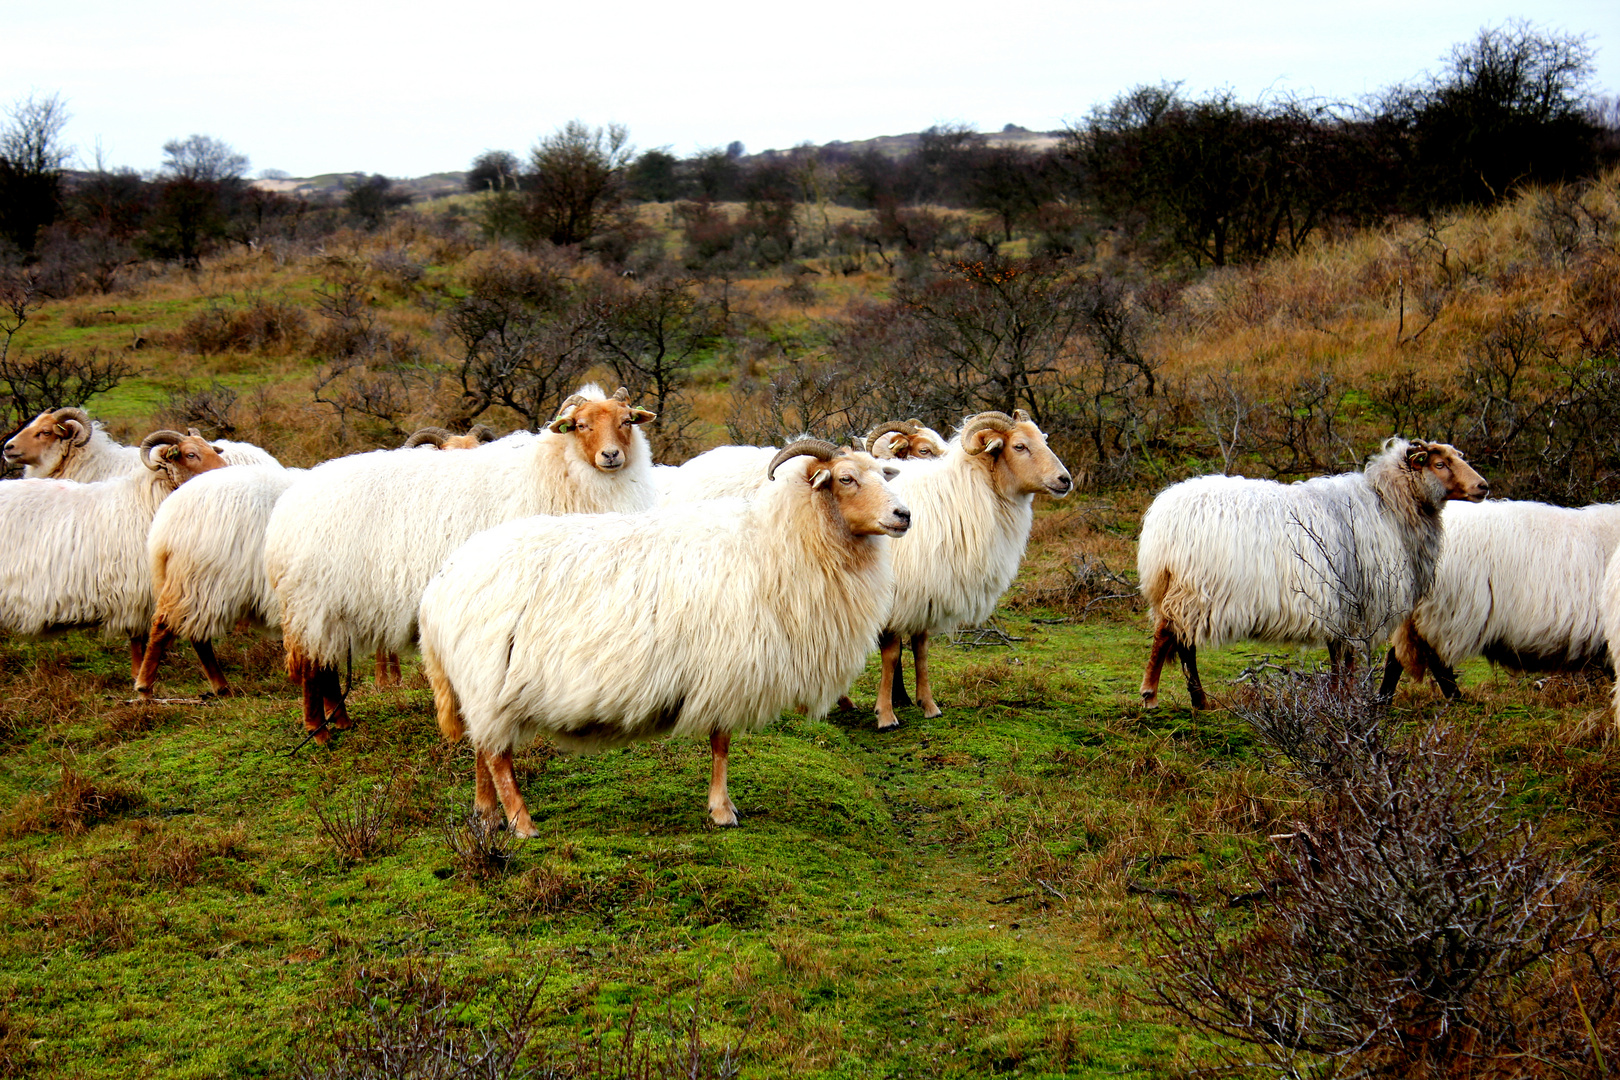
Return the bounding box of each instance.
[882,465,899,481]
[976,433,1005,456]
[809,467,832,489]
[211,444,225,454]
[629,408,657,425]
[548,415,576,434]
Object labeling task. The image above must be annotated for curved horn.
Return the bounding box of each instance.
[612,386,631,402]
[139,430,187,471]
[864,418,922,442]
[52,407,93,446]
[403,427,453,448]
[469,424,497,444]
[960,412,1016,454]
[767,439,841,480]
[557,393,588,413]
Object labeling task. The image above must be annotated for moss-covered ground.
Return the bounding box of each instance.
[2,588,1614,1077]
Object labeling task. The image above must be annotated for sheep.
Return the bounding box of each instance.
[4,407,141,481]
[1137,438,1489,710]
[135,425,501,701]
[864,418,948,461]
[0,430,229,679]
[401,425,497,450]
[416,439,911,834]
[1379,499,1620,699]
[867,410,1073,729]
[3,408,276,479]
[265,385,657,742]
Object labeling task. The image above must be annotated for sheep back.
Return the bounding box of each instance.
[1407,500,1620,671]
[148,464,304,641]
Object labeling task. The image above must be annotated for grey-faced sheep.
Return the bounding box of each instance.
[0,431,229,679]
[417,440,910,834]
[1379,499,1620,699]
[264,385,656,742]
[1137,438,1488,710]
[869,410,1072,729]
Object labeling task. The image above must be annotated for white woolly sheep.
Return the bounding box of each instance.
[417,439,911,834]
[0,431,229,679]
[3,408,275,478]
[264,385,657,742]
[867,410,1072,729]
[1380,499,1620,698]
[1137,438,1489,710]
[136,426,500,701]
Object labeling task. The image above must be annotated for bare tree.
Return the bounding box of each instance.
[0,92,71,256]
[523,121,633,247]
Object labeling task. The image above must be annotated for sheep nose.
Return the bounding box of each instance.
[893,507,911,524]
[600,448,621,465]
[1051,474,1073,494]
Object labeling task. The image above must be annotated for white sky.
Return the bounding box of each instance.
[10,0,1619,179]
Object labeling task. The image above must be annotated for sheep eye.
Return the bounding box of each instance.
[1014,443,1028,452]
[839,475,855,485]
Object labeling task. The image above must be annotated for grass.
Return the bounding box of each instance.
[0,592,1611,1077]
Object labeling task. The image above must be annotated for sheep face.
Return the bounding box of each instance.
[811,453,912,538]
[548,393,656,472]
[965,413,1073,499]
[1409,440,1488,502]
[144,432,229,486]
[868,420,947,461]
[3,408,90,472]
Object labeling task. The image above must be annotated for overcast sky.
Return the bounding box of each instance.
[10,0,1618,180]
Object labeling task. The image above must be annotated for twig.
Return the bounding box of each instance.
[1036,878,1068,902]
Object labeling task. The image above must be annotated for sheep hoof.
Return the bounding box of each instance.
[710,805,739,827]
[512,822,540,839]
[875,717,901,731]
[312,727,333,746]
[1140,690,1159,708]
[921,705,943,719]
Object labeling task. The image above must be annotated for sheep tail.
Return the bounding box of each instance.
[421,641,464,742]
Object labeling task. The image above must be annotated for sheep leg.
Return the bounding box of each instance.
[487,748,537,838]
[320,667,352,731]
[875,630,904,730]
[1178,642,1208,710]
[912,633,942,718]
[1378,648,1405,699]
[472,749,502,827]
[134,620,176,700]
[370,647,393,689]
[128,633,148,684]
[386,652,402,684]
[191,639,232,697]
[709,729,739,826]
[891,646,913,707]
[1140,618,1178,707]
[299,675,328,740]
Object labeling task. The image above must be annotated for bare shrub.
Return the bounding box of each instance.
[314,783,398,866]
[1145,665,1620,1077]
[169,295,308,354]
[440,809,515,883]
[292,962,744,1080]
[159,379,240,438]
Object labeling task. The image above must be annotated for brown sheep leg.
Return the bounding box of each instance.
[472,749,501,826]
[875,630,904,730]
[135,619,175,700]
[191,639,231,697]
[1140,617,1178,707]
[1378,648,1405,699]
[1178,641,1207,711]
[486,748,537,838]
[912,633,942,718]
[709,729,739,826]
[373,646,398,688]
[300,674,327,739]
[128,633,148,684]
[320,667,351,731]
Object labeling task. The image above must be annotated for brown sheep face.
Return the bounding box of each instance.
[871,429,946,460]
[808,453,911,537]
[148,434,229,484]
[1408,440,1488,501]
[968,417,1073,499]
[549,397,656,471]
[3,409,88,472]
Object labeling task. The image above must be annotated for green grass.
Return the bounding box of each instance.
[2,608,1611,1078]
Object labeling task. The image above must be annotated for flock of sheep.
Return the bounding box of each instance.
[2,392,1618,836]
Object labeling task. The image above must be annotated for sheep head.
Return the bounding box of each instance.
[1406,439,1488,502]
[769,439,911,538]
[866,419,946,461]
[403,425,497,450]
[2,407,94,473]
[547,387,656,472]
[960,410,1073,499]
[140,430,228,486]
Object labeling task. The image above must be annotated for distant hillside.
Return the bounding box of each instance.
[243,126,1066,196]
